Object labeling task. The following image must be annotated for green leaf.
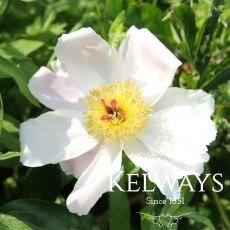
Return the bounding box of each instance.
[180,73,198,89]
[23,165,62,201]
[187,213,215,230]
[0,152,23,160]
[0,213,31,230]
[181,175,198,206]
[140,207,157,230]
[0,157,21,168]
[0,0,8,16]
[0,199,93,230]
[174,206,215,230]
[109,11,126,48]
[162,175,197,215]
[0,116,20,150]
[127,2,175,48]
[0,129,20,150]
[173,5,197,49]
[199,55,230,90]
[109,176,130,230]
[21,0,37,2]
[7,39,44,56]
[0,223,8,230]
[195,6,220,77]
[173,5,197,63]
[2,118,19,134]
[105,0,123,19]
[0,55,39,107]
[204,69,230,91]
[0,47,26,60]
[17,60,38,80]
[0,93,3,135]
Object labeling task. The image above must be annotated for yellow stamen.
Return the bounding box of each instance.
[84,80,151,142]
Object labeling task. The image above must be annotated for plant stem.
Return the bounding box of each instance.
[205,164,230,229]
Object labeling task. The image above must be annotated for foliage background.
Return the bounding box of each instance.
[0,0,229,229]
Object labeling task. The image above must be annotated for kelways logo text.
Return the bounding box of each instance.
[109,171,223,194]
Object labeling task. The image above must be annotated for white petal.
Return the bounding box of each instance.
[59,143,100,178]
[139,91,216,165]
[55,27,127,93]
[119,26,182,105]
[66,141,122,215]
[29,63,85,110]
[154,87,215,116]
[124,139,203,201]
[20,110,98,167]
[50,59,69,78]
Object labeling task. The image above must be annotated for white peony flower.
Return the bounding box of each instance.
[20,26,217,215]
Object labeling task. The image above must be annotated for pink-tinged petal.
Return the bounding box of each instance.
[20,110,98,167]
[119,26,182,105]
[124,139,203,201]
[138,88,216,165]
[29,61,85,111]
[55,27,127,93]
[66,141,122,215]
[59,143,101,178]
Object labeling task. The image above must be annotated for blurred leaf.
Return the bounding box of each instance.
[180,73,198,89]
[0,213,31,230]
[0,152,23,160]
[18,60,38,79]
[26,17,42,34]
[7,39,44,56]
[154,176,198,229]
[0,223,8,230]
[109,11,126,48]
[204,69,230,91]
[0,0,8,16]
[193,0,213,27]
[162,175,197,215]
[140,207,156,230]
[0,116,20,150]
[0,46,27,60]
[199,55,230,90]
[195,4,220,77]
[21,0,37,2]
[2,118,19,134]
[42,11,56,32]
[0,128,20,150]
[0,55,39,106]
[109,176,130,230]
[123,153,139,174]
[0,157,21,168]
[105,0,123,19]
[127,2,175,47]
[181,175,197,206]
[0,199,93,229]
[174,206,215,230]
[0,94,3,135]
[173,5,197,64]
[23,165,62,201]
[140,181,168,229]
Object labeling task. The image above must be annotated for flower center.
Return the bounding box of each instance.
[84,80,150,142]
[100,98,125,121]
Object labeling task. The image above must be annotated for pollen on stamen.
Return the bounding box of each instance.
[84,80,151,142]
[101,98,107,109]
[101,114,112,120]
[110,99,117,108]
